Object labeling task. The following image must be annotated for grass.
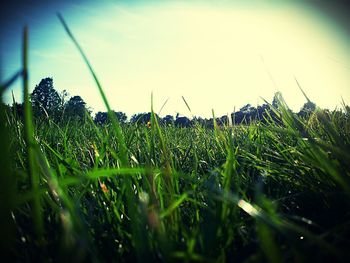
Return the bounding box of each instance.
[1,18,350,262]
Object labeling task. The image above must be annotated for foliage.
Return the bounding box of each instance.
[94,110,127,125]
[130,112,159,124]
[30,77,61,120]
[65,95,89,121]
[298,101,317,118]
[162,114,174,125]
[175,116,192,127]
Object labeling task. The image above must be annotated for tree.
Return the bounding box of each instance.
[298,101,316,118]
[162,115,174,125]
[131,112,151,124]
[94,112,108,125]
[218,115,229,126]
[131,113,149,124]
[115,111,127,124]
[192,116,206,126]
[175,116,192,127]
[94,111,127,125]
[65,95,89,120]
[256,104,269,122]
[31,78,61,120]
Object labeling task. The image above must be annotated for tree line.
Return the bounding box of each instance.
[7,77,319,127]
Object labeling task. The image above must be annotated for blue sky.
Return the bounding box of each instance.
[1,0,350,118]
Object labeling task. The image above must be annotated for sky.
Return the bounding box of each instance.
[1,0,350,118]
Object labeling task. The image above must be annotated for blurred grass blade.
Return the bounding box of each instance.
[182,96,192,113]
[22,26,44,241]
[0,70,23,96]
[158,97,169,116]
[0,84,16,257]
[160,193,188,219]
[85,167,145,180]
[256,221,282,263]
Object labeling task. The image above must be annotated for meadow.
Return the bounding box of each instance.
[1,18,350,262]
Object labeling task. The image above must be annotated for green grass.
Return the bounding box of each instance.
[1,19,350,262]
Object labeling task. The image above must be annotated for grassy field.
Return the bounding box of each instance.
[1,22,350,262]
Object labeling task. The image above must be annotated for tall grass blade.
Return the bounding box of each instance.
[22,26,44,241]
[158,97,169,116]
[0,84,16,258]
[57,13,128,165]
[294,77,312,103]
[0,70,23,96]
[182,96,192,114]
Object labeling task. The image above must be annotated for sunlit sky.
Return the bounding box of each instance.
[1,0,350,118]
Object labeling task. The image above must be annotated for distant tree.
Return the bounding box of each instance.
[115,111,127,124]
[94,112,108,125]
[59,89,69,121]
[65,95,89,120]
[231,110,245,124]
[94,111,127,125]
[175,116,192,127]
[31,77,61,120]
[298,101,316,118]
[162,115,174,125]
[256,104,269,122]
[230,104,260,125]
[192,116,206,126]
[130,113,143,124]
[59,89,69,107]
[231,93,282,125]
[213,115,230,126]
[239,104,253,114]
[130,112,159,125]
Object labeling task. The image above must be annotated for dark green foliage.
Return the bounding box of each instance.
[65,95,89,121]
[31,77,61,120]
[175,116,192,127]
[298,101,316,118]
[94,111,127,125]
[162,114,174,125]
[130,112,159,124]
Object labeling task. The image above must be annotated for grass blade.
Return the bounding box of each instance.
[22,26,44,241]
